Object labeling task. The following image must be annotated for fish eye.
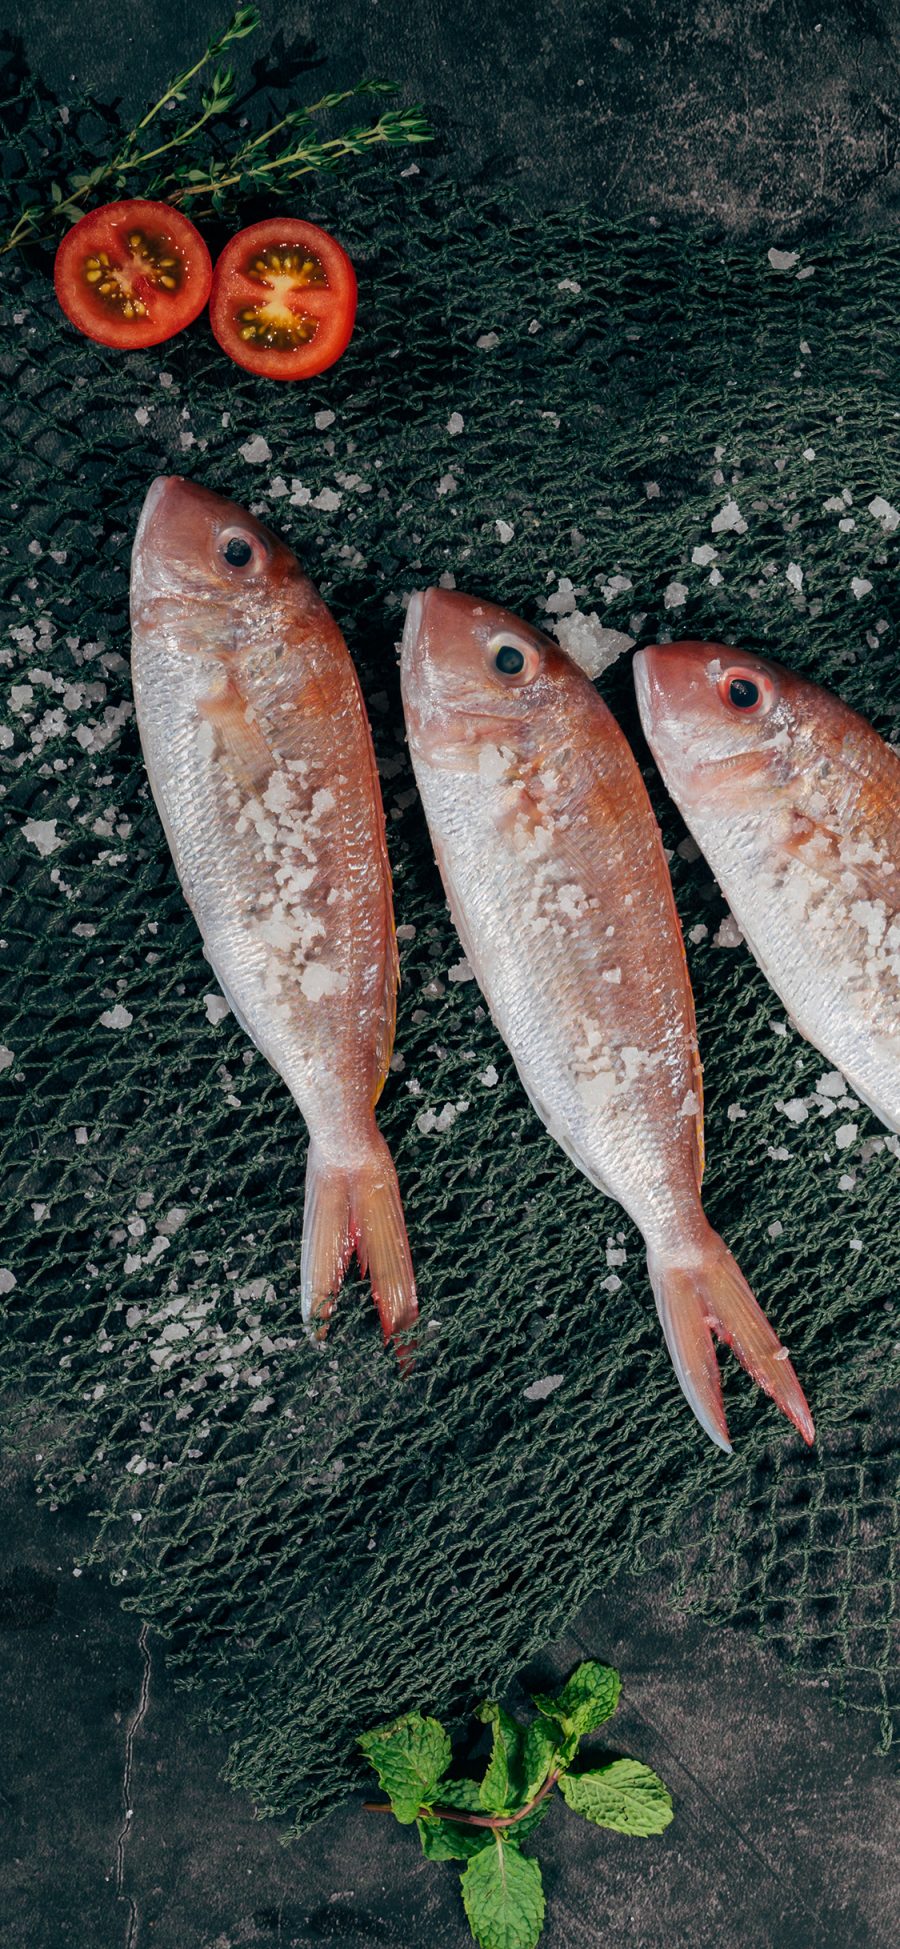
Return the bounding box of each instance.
[718,666,773,715]
[218,527,266,572]
[487,633,542,684]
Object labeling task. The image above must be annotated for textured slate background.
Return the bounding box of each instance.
[1,3,898,1946]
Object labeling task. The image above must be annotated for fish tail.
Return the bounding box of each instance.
[301,1133,417,1366]
[647,1228,815,1453]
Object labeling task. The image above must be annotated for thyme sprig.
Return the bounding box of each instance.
[2,5,431,254]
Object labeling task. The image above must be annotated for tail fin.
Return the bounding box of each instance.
[301,1132,417,1364]
[647,1229,814,1453]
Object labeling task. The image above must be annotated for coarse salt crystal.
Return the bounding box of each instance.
[711,499,747,535]
[868,496,899,533]
[203,993,231,1026]
[99,1003,133,1030]
[523,1374,564,1401]
[239,435,272,465]
[21,817,61,856]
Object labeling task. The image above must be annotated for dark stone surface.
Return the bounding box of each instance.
[5,0,900,229]
[2,5,899,1945]
[2,1456,897,1949]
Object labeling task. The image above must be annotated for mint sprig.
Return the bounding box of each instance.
[360,1660,673,1949]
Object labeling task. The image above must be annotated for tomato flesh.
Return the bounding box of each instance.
[209,219,357,380]
[54,199,212,350]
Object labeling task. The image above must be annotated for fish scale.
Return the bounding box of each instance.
[402,587,814,1453]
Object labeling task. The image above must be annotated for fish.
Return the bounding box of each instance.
[130,476,416,1356]
[401,588,814,1452]
[634,638,900,1136]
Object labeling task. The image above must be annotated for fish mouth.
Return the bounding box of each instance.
[632,646,659,734]
[133,474,183,556]
[401,589,426,665]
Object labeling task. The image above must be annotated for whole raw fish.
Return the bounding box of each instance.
[130,476,416,1354]
[401,589,813,1452]
[634,640,900,1135]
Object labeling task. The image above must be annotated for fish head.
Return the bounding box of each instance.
[401,587,571,767]
[130,475,300,644]
[633,639,803,808]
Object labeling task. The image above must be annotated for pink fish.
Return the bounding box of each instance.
[634,639,900,1135]
[130,476,416,1357]
[402,588,814,1451]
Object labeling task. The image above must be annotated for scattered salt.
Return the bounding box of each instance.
[447,412,465,435]
[713,913,744,948]
[768,248,799,270]
[711,499,747,535]
[868,496,899,534]
[523,1374,564,1401]
[834,1123,858,1151]
[314,410,335,430]
[552,613,633,677]
[663,581,688,609]
[851,577,873,599]
[0,1047,13,1072]
[495,519,515,544]
[437,474,458,497]
[816,1070,846,1098]
[785,562,804,592]
[99,1004,133,1030]
[476,332,499,350]
[478,1065,499,1088]
[0,1269,16,1294]
[692,544,718,567]
[203,993,231,1026]
[21,817,61,856]
[239,435,272,465]
[447,958,474,984]
[778,1098,808,1124]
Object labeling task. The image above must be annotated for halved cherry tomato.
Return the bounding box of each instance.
[54,199,212,350]
[209,218,357,380]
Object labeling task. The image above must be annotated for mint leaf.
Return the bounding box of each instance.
[437,1776,485,1812]
[558,1760,673,1836]
[417,1815,493,1861]
[359,1712,452,1824]
[521,1720,557,1802]
[532,1661,621,1738]
[476,1701,522,1811]
[461,1837,545,1949]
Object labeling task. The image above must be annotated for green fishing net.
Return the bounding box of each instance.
[2,72,898,1828]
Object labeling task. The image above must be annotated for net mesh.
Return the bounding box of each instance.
[1,72,898,1827]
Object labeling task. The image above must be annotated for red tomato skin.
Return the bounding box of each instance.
[53,199,212,351]
[209,218,357,381]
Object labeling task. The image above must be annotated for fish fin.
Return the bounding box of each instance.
[647,1230,815,1453]
[301,1133,417,1365]
[373,911,400,1105]
[197,679,275,795]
